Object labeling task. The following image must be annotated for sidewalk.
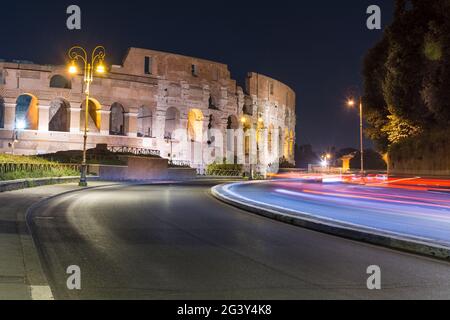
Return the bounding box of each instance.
[0,181,114,300]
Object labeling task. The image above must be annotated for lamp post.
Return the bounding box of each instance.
[165,133,174,165]
[347,97,364,177]
[257,116,268,179]
[68,46,106,187]
[10,119,26,155]
[241,116,253,180]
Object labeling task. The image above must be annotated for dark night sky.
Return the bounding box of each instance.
[0,0,394,152]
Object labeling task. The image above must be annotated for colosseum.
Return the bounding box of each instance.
[0,47,296,174]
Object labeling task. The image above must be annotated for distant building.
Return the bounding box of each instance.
[0,48,296,173]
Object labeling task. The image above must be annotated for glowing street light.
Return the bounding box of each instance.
[95,59,106,74]
[68,45,107,187]
[68,60,78,74]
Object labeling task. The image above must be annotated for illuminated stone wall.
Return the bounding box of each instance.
[0,47,296,174]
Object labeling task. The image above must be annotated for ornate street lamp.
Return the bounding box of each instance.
[68,46,106,187]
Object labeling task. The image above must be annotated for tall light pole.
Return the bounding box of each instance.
[241,116,253,180]
[347,97,364,176]
[68,46,106,187]
[10,119,26,155]
[165,134,174,164]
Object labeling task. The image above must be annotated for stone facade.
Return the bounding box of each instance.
[0,47,296,174]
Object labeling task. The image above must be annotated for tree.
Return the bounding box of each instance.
[362,37,390,152]
[380,115,421,144]
[363,0,450,152]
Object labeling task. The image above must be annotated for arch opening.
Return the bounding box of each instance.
[49,98,71,132]
[285,108,290,126]
[268,124,274,156]
[227,115,239,164]
[0,96,5,129]
[187,109,204,142]
[227,115,239,130]
[110,103,125,136]
[284,128,290,158]
[164,107,180,139]
[80,98,101,132]
[207,114,222,161]
[137,106,154,138]
[243,121,252,156]
[15,94,38,130]
[50,75,71,89]
[278,126,283,159]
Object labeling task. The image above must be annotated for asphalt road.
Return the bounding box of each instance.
[30,181,450,299]
[226,180,450,246]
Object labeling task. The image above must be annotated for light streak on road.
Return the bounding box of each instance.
[226,179,450,246]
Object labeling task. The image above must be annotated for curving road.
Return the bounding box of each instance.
[224,180,450,246]
[29,181,450,300]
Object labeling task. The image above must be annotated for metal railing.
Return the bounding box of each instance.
[169,160,192,168]
[0,162,80,174]
[206,169,243,177]
[107,146,160,157]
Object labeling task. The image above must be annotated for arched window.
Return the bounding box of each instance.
[165,107,180,139]
[278,127,283,158]
[227,115,239,164]
[209,95,218,110]
[268,124,274,155]
[207,114,221,144]
[50,75,71,89]
[49,98,71,132]
[243,104,253,116]
[137,106,154,138]
[227,115,238,130]
[80,98,101,132]
[109,103,125,136]
[284,128,290,158]
[243,120,251,156]
[285,108,290,126]
[0,97,5,128]
[187,109,204,142]
[15,94,39,130]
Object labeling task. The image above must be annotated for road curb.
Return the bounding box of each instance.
[211,183,450,262]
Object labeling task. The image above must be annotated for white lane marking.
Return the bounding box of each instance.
[30,285,54,300]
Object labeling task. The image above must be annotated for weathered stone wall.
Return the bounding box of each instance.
[0,47,297,173]
[388,130,450,176]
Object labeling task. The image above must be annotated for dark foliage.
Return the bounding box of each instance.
[363,0,450,152]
